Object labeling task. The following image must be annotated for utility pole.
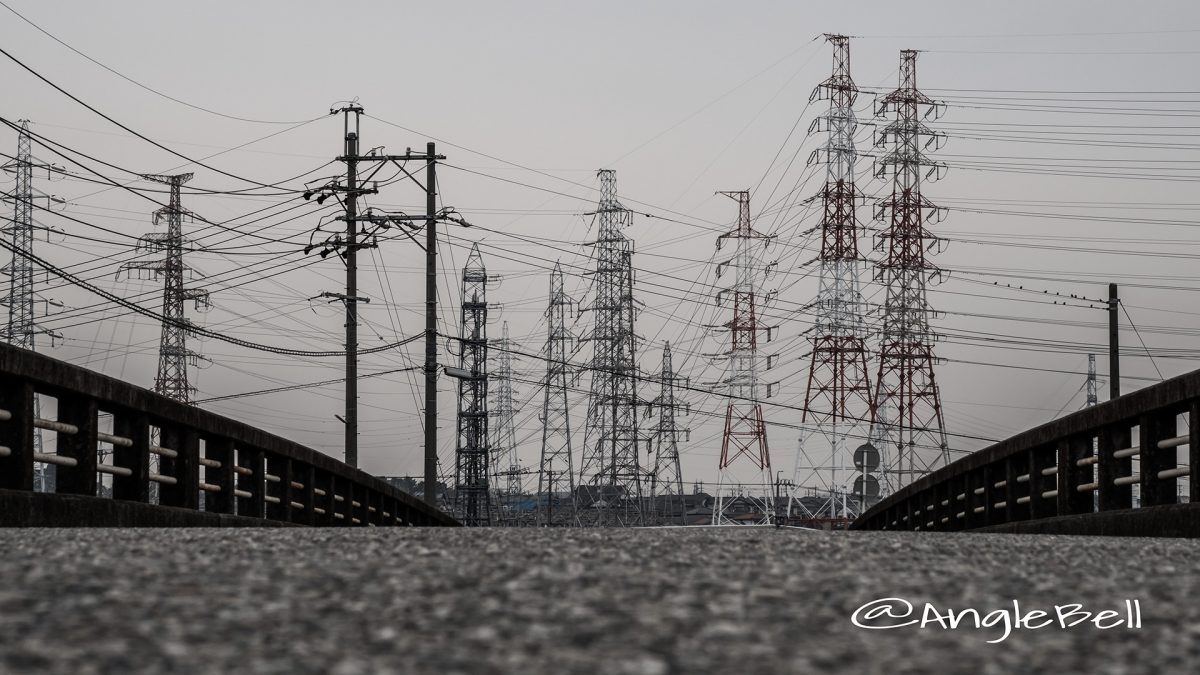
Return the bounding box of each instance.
[425,141,439,507]
[121,173,210,403]
[344,113,360,469]
[1109,283,1120,400]
[305,107,445,475]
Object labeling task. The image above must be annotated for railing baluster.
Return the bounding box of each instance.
[1098,424,1132,511]
[112,411,150,502]
[159,425,198,510]
[1058,436,1091,516]
[56,395,98,496]
[265,454,293,522]
[980,464,996,526]
[295,464,316,525]
[205,437,235,514]
[1028,445,1053,519]
[1140,412,1177,507]
[1005,453,1023,523]
[0,377,35,491]
[236,447,266,519]
[1191,401,1200,505]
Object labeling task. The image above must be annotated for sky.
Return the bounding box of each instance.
[4,0,1200,496]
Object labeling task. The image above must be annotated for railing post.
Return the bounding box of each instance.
[365,488,375,525]
[383,495,397,526]
[56,395,98,496]
[1140,412,1176,507]
[0,377,35,491]
[112,411,150,502]
[316,470,335,525]
[1191,400,1200,504]
[265,454,293,522]
[974,467,989,527]
[1005,453,1026,523]
[1057,436,1093,516]
[980,464,997,527]
[159,425,198,510]
[366,490,380,526]
[295,464,315,525]
[958,471,975,529]
[348,482,361,526]
[947,473,963,530]
[335,476,352,524]
[1097,424,1132,511]
[1028,445,1053,520]
[206,437,235,514]
[927,492,938,529]
[934,481,949,530]
[237,447,266,519]
[314,470,333,523]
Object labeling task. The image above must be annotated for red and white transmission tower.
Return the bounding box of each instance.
[712,191,774,525]
[794,35,875,516]
[871,50,950,489]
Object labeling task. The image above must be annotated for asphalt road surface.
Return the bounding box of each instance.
[1,527,1197,674]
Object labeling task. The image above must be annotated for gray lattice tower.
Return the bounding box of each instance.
[490,321,520,523]
[454,243,492,526]
[2,121,49,489]
[4,121,35,350]
[1087,354,1099,407]
[712,191,774,525]
[870,50,950,487]
[579,169,643,527]
[650,342,688,525]
[120,173,209,403]
[795,35,875,504]
[537,263,577,526]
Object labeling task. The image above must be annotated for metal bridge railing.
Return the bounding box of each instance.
[0,343,456,526]
[854,366,1200,532]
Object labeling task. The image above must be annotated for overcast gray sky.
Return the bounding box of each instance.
[4,1,1200,492]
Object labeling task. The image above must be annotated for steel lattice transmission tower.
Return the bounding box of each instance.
[794,35,875,508]
[453,244,492,526]
[490,321,521,523]
[2,120,60,491]
[1087,354,1099,407]
[537,263,578,526]
[650,342,689,526]
[121,173,209,403]
[712,191,774,525]
[579,169,643,527]
[3,121,37,350]
[870,50,950,487]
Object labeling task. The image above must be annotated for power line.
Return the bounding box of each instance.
[0,0,312,125]
[0,235,419,357]
[0,46,319,190]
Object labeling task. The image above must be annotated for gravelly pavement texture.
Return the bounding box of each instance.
[0,528,1198,674]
